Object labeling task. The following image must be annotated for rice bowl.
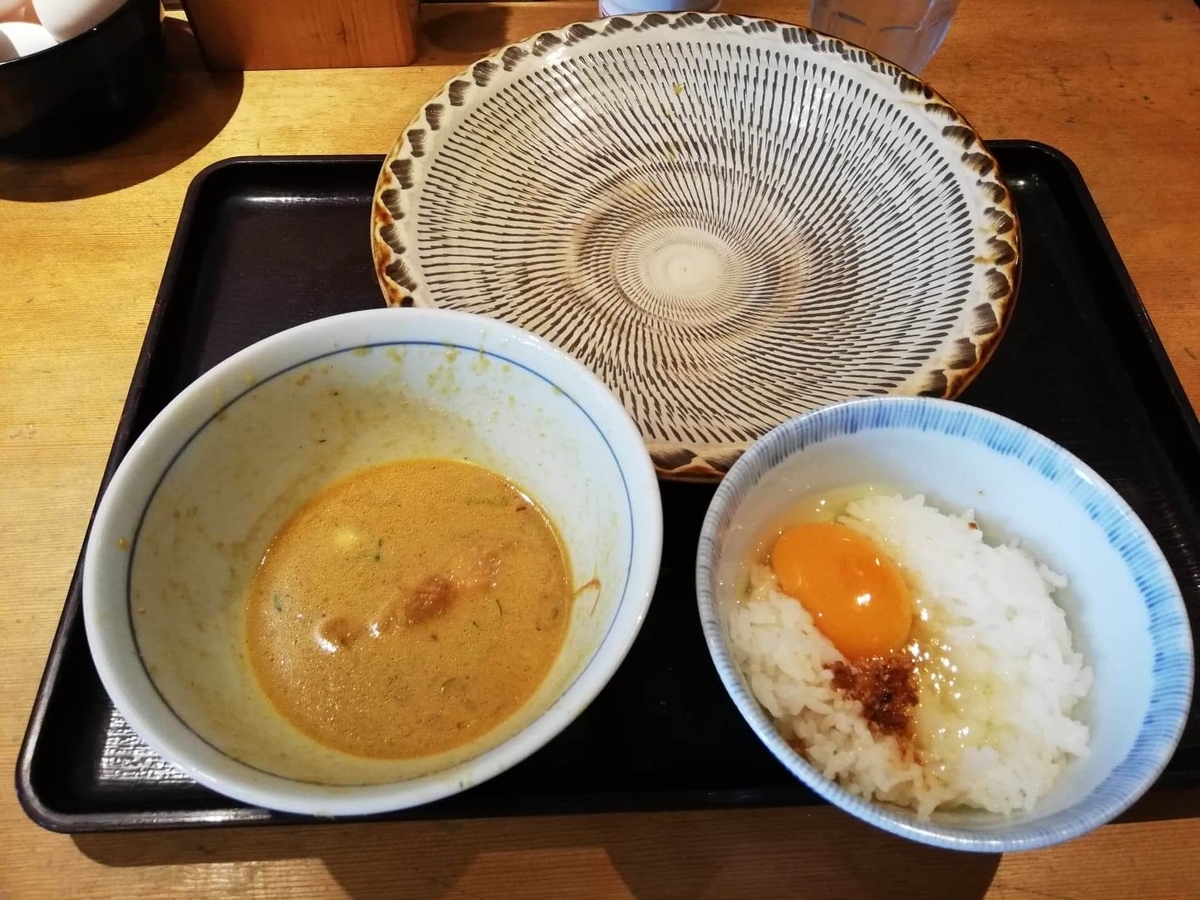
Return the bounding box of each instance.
[697,397,1193,852]
[729,493,1093,819]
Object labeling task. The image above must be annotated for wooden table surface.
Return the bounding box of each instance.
[2,1,1198,897]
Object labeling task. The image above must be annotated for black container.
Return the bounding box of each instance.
[0,0,164,157]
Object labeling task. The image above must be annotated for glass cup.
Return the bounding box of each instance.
[810,0,960,74]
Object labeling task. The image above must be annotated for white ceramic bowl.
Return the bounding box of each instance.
[371,11,1020,481]
[696,397,1193,851]
[84,308,662,816]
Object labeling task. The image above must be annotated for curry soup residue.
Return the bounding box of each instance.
[245,458,571,760]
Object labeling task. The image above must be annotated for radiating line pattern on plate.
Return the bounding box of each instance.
[372,13,1020,479]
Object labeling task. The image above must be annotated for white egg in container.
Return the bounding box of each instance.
[31,0,126,42]
[0,0,162,156]
[0,21,56,61]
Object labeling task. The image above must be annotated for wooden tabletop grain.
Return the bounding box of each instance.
[1,1,1198,897]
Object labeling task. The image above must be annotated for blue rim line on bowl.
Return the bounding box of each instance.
[120,340,636,788]
[695,396,1194,852]
[84,308,663,816]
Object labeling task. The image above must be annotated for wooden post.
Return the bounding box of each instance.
[182,0,419,70]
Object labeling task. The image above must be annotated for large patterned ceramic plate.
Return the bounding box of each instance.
[371,12,1019,480]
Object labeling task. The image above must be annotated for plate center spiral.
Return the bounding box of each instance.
[612,219,745,324]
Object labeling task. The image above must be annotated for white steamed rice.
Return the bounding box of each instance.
[728,493,1093,817]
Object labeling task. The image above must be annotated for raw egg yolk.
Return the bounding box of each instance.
[770,522,912,660]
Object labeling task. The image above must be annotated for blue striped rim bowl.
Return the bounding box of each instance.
[695,396,1193,851]
[83,308,663,816]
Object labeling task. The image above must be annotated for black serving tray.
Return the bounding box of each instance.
[17,142,1200,832]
